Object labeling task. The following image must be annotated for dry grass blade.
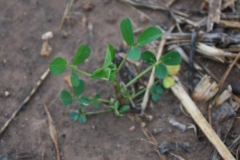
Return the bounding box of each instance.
[59,0,75,29]
[207,0,222,32]
[171,81,235,160]
[141,127,166,160]
[0,69,50,135]
[43,102,61,160]
[217,54,240,89]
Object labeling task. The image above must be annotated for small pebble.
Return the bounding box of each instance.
[3,59,7,64]
[129,125,135,131]
[141,122,146,128]
[139,13,148,23]
[145,114,153,122]
[4,91,10,97]
[41,31,54,40]
[152,128,163,135]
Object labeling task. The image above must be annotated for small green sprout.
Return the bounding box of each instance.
[49,17,182,123]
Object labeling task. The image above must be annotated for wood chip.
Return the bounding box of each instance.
[192,75,219,101]
[207,0,222,32]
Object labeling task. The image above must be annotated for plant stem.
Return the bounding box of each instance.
[116,55,127,73]
[86,110,109,115]
[68,65,91,77]
[123,63,158,89]
[88,98,112,104]
[131,88,146,99]
[68,65,108,81]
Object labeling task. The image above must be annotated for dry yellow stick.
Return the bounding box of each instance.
[171,82,235,160]
[140,37,166,115]
[219,20,240,29]
[43,103,61,160]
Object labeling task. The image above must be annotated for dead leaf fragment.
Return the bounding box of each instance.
[63,76,72,88]
[40,41,52,57]
[43,103,61,160]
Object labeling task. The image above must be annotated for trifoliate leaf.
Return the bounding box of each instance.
[126,47,141,62]
[92,102,100,109]
[72,79,84,96]
[166,65,180,75]
[69,111,79,121]
[72,44,91,65]
[120,17,134,46]
[141,51,156,64]
[49,57,67,75]
[71,69,79,87]
[79,115,87,123]
[137,26,162,46]
[103,44,116,67]
[161,51,182,65]
[155,63,168,79]
[60,90,72,106]
[77,97,89,106]
[151,93,160,102]
[163,76,175,88]
[119,105,130,113]
[91,68,105,79]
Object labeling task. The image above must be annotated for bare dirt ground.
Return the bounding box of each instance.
[0,0,240,159]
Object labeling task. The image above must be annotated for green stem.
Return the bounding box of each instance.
[131,88,146,99]
[116,55,127,73]
[68,65,91,77]
[68,65,108,81]
[88,98,112,104]
[86,110,109,115]
[123,62,158,89]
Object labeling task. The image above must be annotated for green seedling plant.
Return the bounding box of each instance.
[49,17,182,123]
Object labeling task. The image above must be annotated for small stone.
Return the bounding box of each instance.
[83,2,94,11]
[3,59,7,64]
[152,128,163,135]
[145,114,153,122]
[4,91,10,97]
[139,13,148,23]
[141,122,146,128]
[40,41,52,57]
[129,125,135,131]
[41,31,54,40]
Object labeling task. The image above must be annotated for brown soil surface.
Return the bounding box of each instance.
[0,0,239,160]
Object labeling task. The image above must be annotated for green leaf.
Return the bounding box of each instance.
[104,68,111,79]
[162,76,175,88]
[160,51,182,65]
[94,94,100,100]
[72,44,91,65]
[92,102,100,109]
[71,69,79,87]
[155,85,164,94]
[151,93,160,102]
[60,90,72,106]
[103,44,116,67]
[77,97,89,106]
[155,63,168,79]
[114,101,119,115]
[79,115,87,123]
[137,26,162,46]
[120,18,134,46]
[73,79,85,96]
[49,57,67,75]
[91,68,105,79]
[69,111,79,121]
[108,71,116,81]
[119,105,130,113]
[141,51,156,64]
[127,47,141,62]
